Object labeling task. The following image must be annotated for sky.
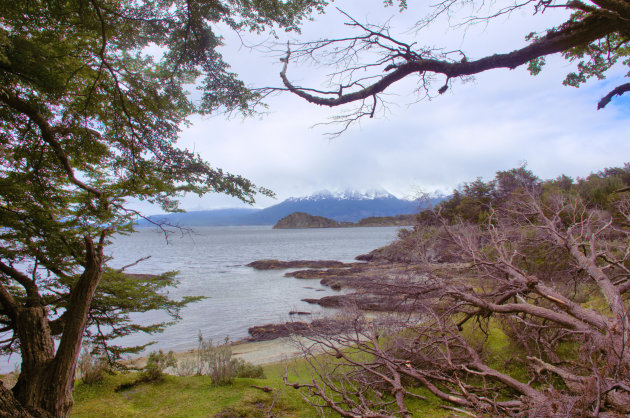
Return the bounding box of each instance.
[146,0,630,213]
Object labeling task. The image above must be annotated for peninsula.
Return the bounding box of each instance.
[272,211,415,229]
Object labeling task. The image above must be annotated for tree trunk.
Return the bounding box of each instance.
[9,238,103,417]
[0,380,32,417]
[11,306,68,417]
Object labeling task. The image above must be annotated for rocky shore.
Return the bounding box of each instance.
[243,256,435,342]
[246,259,354,270]
[129,255,442,368]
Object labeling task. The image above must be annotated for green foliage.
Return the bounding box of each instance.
[232,358,266,379]
[195,334,265,385]
[432,164,630,226]
[0,0,327,370]
[524,11,630,92]
[562,32,629,87]
[84,270,204,363]
[527,56,546,76]
[142,350,177,382]
[383,0,408,11]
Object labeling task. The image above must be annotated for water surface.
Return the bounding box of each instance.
[106,225,400,353]
[0,226,400,372]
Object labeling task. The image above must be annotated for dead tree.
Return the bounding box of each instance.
[287,189,630,416]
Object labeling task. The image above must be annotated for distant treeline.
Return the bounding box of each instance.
[273,212,416,229]
[416,164,630,225]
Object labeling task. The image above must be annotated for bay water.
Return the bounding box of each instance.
[1,226,399,372]
[106,225,400,354]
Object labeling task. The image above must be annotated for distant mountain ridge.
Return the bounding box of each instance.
[286,189,395,202]
[140,190,443,226]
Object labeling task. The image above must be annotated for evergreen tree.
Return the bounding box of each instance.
[0,0,327,416]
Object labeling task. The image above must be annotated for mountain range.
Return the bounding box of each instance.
[140,190,444,227]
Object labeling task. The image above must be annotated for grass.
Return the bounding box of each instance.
[71,321,525,417]
[31,309,581,417]
[71,365,320,418]
[70,282,593,417]
[71,350,468,417]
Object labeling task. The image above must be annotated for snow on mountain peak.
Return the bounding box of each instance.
[287,189,395,202]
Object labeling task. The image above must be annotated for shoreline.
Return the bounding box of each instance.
[125,336,305,371]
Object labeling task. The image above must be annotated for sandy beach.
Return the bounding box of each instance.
[125,336,305,370]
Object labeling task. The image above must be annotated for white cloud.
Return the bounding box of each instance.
[133,0,630,214]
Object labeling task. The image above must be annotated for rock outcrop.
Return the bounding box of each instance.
[246,259,354,270]
[272,212,339,229]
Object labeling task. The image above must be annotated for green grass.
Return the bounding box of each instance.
[71,368,320,418]
[70,318,536,417]
[70,354,463,417]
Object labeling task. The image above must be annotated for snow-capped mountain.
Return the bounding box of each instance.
[252,189,412,224]
[142,190,444,226]
[287,189,396,202]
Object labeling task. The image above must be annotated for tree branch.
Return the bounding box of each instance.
[0,261,41,307]
[280,12,622,108]
[0,90,103,196]
[598,82,630,109]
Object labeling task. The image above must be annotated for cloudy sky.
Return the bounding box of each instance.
[155,0,630,213]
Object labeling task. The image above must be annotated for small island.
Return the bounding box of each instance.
[272,211,415,229]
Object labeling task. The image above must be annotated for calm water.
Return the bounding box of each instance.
[102,226,400,355]
[1,225,399,372]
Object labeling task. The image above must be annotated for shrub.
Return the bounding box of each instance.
[197,333,265,385]
[77,346,105,385]
[142,350,176,382]
[175,358,197,377]
[199,336,234,385]
[232,358,265,379]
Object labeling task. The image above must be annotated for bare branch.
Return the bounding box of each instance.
[598,82,630,109]
[280,13,620,107]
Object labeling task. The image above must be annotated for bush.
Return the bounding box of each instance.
[77,347,105,385]
[197,333,265,385]
[232,358,265,379]
[175,358,197,377]
[142,350,176,382]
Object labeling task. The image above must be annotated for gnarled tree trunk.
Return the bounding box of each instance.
[1,237,103,418]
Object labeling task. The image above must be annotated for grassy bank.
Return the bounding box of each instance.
[71,361,315,417]
[70,356,455,417]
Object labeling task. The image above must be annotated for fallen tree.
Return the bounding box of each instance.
[286,172,630,416]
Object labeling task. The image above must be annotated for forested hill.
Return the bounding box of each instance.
[272,212,416,229]
[362,164,630,264]
[140,190,444,226]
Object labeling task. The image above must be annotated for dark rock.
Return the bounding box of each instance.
[273,212,339,229]
[302,295,346,308]
[247,259,352,270]
[303,292,408,311]
[355,252,374,261]
[247,321,311,341]
[248,319,350,341]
